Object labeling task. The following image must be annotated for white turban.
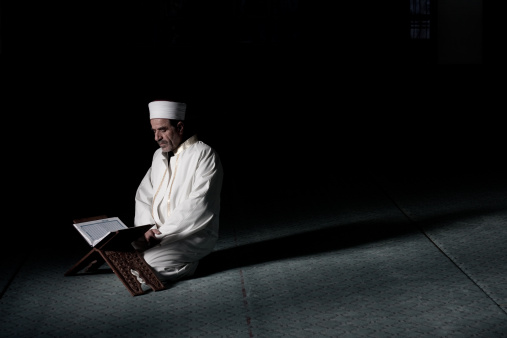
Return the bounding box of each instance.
[148,100,186,120]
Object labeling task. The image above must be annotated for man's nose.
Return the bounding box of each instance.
[154,131,161,141]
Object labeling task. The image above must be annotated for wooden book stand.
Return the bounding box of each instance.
[64,215,165,296]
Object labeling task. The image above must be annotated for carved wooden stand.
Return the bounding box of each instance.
[64,216,165,296]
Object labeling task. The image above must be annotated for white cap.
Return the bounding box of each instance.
[148,100,186,120]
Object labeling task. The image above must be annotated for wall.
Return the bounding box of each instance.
[438,0,482,64]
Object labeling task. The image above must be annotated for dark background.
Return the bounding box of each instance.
[1,1,497,245]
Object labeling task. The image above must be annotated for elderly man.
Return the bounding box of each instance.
[132,100,223,284]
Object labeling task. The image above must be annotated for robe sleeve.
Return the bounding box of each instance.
[134,167,156,227]
[156,148,223,243]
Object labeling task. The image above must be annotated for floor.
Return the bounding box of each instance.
[1,167,506,337]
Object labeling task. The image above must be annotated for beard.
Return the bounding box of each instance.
[158,141,170,151]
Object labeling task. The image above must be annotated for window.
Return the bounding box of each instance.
[410,0,431,39]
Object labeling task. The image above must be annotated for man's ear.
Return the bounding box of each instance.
[177,121,184,135]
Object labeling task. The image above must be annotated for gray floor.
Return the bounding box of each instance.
[1,170,506,337]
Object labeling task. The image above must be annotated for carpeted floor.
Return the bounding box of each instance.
[1,169,506,337]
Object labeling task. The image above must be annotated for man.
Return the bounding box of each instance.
[132,99,223,284]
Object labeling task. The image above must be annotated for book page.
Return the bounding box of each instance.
[74,217,128,246]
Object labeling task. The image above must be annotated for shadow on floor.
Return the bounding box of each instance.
[194,205,506,279]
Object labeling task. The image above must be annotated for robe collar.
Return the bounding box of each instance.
[174,134,198,155]
[162,134,198,162]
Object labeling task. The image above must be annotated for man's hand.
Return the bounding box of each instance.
[144,228,162,246]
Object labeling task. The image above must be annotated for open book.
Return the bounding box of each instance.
[73,217,152,247]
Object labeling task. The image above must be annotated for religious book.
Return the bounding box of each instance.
[73,217,152,248]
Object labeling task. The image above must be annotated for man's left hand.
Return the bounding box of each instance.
[144,228,162,246]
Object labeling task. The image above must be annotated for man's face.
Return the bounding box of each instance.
[151,118,183,152]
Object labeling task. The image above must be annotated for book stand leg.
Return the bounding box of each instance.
[64,249,106,276]
[102,250,166,296]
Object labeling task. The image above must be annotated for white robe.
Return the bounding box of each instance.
[134,135,223,281]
